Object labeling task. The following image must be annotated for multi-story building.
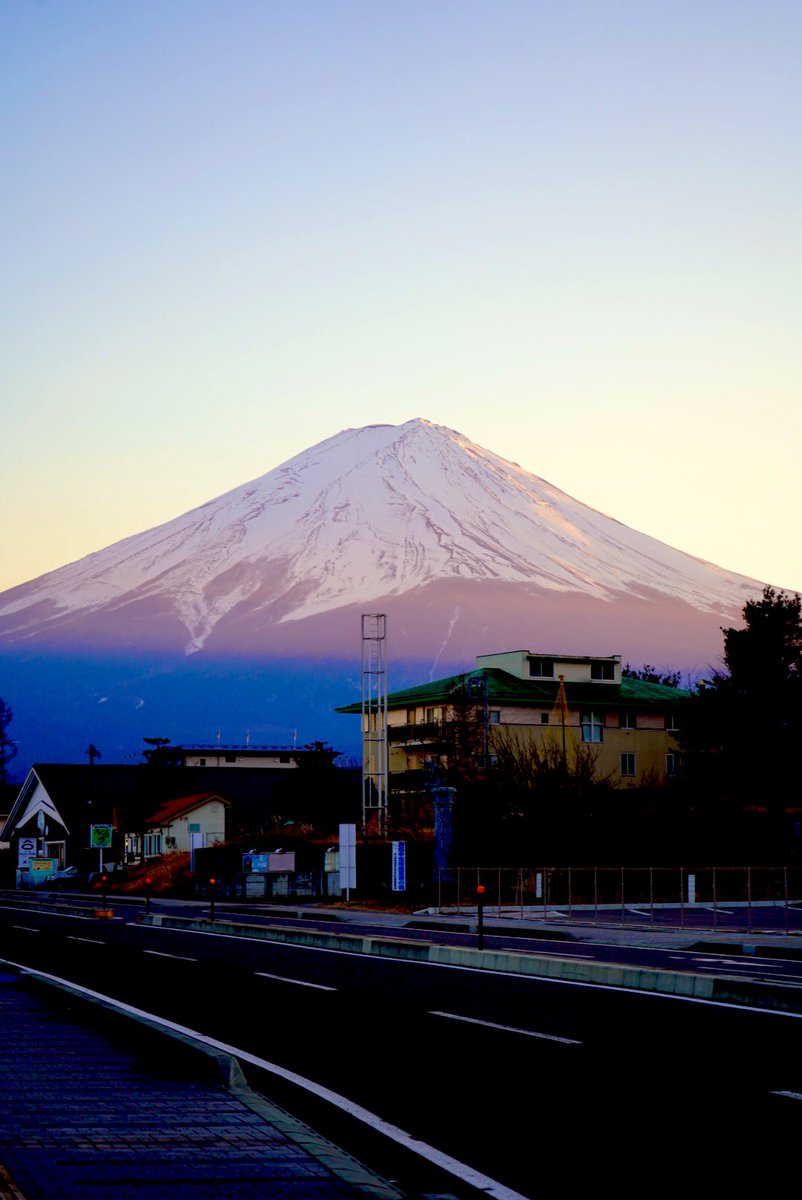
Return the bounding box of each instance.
[339,650,687,804]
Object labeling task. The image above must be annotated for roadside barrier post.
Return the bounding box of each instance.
[209,877,216,922]
[476,884,485,950]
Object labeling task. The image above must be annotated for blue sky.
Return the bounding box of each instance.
[2,0,801,594]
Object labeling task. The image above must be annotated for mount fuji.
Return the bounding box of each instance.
[0,419,765,765]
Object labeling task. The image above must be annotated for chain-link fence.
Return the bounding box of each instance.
[434,865,802,933]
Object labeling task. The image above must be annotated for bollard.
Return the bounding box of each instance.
[208,877,216,921]
[144,877,152,916]
[476,884,485,950]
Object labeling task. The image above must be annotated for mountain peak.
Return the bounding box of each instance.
[0,419,763,656]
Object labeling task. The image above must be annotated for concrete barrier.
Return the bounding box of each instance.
[136,912,802,1011]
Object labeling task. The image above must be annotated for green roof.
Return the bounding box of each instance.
[336,668,690,714]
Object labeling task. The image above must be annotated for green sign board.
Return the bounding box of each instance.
[90,824,113,848]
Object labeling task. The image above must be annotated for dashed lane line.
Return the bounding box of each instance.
[430,1009,581,1044]
[254,970,337,991]
[142,949,198,963]
[66,936,105,945]
[10,926,40,933]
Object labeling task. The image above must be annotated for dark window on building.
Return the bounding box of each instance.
[528,658,554,677]
[199,758,206,766]
[665,710,679,731]
[540,712,550,724]
[620,711,637,729]
[225,754,236,763]
[279,754,290,763]
[591,662,615,680]
[666,753,677,777]
[620,752,636,777]
[581,711,604,743]
[489,710,501,724]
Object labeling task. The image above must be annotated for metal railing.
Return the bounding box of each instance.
[434,865,802,934]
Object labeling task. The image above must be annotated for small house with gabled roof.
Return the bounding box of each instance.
[142,792,228,857]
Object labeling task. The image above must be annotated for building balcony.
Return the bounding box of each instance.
[387,722,443,745]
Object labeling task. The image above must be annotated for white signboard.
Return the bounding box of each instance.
[339,823,356,893]
[391,841,406,891]
[18,837,37,868]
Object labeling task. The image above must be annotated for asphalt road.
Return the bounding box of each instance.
[2,898,802,1196]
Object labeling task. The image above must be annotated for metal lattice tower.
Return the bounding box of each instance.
[361,613,388,837]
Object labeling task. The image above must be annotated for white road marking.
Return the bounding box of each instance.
[142,950,198,962]
[254,971,336,991]
[430,1009,581,1044]
[719,959,783,969]
[67,936,105,945]
[11,926,40,933]
[5,962,529,1200]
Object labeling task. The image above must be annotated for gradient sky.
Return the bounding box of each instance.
[2,0,801,597]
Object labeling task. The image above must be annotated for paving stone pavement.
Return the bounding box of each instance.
[0,973,400,1200]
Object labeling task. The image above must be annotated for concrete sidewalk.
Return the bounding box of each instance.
[0,971,401,1200]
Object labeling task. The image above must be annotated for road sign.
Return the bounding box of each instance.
[18,838,37,868]
[90,824,113,848]
[391,840,406,891]
[339,823,356,894]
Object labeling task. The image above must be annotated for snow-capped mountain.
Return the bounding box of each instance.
[0,418,762,662]
[2,418,775,765]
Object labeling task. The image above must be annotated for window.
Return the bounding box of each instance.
[424,707,441,723]
[489,710,501,724]
[224,754,236,763]
[620,752,636,777]
[189,822,200,833]
[144,832,163,857]
[540,712,550,724]
[528,658,554,677]
[665,710,679,731]
[279,754,290,763]
[666,753,677,777]
[199,757,206,766]
[407,708,416,725]
[591,661,615,680]
[581,711,604,743]
[620,711,637,730]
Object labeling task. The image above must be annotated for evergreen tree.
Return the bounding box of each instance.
[0,698,17,786]
[680,587,802,857]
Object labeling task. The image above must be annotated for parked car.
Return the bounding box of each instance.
[45,866,98,890]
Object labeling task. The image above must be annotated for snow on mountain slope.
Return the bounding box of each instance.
[0,418,763,654]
